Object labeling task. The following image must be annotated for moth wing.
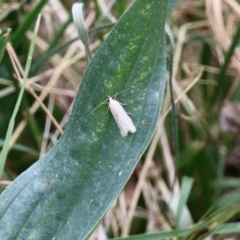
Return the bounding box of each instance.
[109,98,136,137]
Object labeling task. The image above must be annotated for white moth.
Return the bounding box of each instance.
[108,97,136,137]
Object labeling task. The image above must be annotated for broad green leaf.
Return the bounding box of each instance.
[0,29,10,65]
[0,0,167,239]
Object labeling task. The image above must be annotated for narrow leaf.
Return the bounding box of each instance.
[176,176,194,226]
[72,3,92,63]
[0,29,11,64]
[0,16,41,178]
[11,0,47,47]
[112,228,188,240]
[213,223,240,235]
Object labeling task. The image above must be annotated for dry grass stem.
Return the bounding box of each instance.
[206,0,240,74]
[160,127,176,189]
[27,87,63,134]
[40,95,55,156]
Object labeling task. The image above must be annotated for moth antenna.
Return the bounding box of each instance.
[114,86,134,98]
[91,99,108,113]
[91,86,134,114]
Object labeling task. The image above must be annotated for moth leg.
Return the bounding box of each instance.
[126,111,134,116]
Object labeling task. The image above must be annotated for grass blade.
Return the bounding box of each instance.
[0,15,41,178]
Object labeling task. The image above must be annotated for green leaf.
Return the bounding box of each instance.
[0,139,38,156]
[0,0,167,239]
[213,223,240,235]
[112,229,189,240]
[211,23,240,104]
[0,16,41,179]
[72,3,92,63]
[11,0,47,48]
[176,176,194,226]
[0,29,11,65]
